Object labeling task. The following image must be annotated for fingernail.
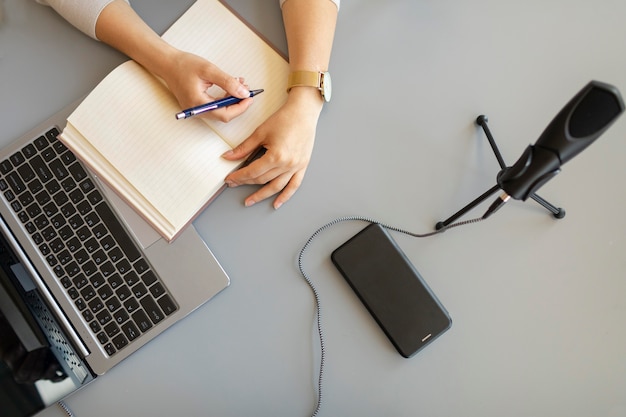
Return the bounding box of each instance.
[221,150,234,158]
[237,85,250,97]
[224,180,235,187]
[274,201,283,210]
[245,199,255,207]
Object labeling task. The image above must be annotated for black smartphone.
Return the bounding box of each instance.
[331,223,452,358]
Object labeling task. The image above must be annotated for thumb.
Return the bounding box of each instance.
[217,74,250,99]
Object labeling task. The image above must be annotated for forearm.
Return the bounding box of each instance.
[95,0,177,81]
[282,0,337,72]
[281,0,338,108]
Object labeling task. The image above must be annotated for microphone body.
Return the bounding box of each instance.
[497,80,624,201]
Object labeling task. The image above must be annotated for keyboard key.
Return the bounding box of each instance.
[140,297,164,325]
[88,298,105,314]
[106,297,122,313]
[89,321,101,334]
[121,322,140,341]
[134,259,150,274]
[60,151,76,165]
[45,179,61,194]
[22,144,37,159]
[132,310,153,333]
[51,140,66,155]
[68,162,88,182]
[0,159,12,174]
[131,282,148,299]
[149,283,165,299]
[96,310,113,326]
[97,282,113,301]
[80,285,96,302]
[27,178,44,194]
[35,190,51,206]
[116,285,131,301]
[10,152,25,166]
[72,275,88,289]
[123,298,140,314]
[31,156,54,182]
[45,127,60,142]
[17,164,36,182]
[123,271,140,287]
[104,343,116,356]
[112,334,128,350]
[97,332,109,345]
[33,136,48,150]
[141,270,157,286]
[113,308,129,324]
[157,294,177,316]
[104,322,121,338]
[108,274,123,289]
[6,172,26,194]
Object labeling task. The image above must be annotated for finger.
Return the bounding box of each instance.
[212,72,250,99]
[208,97,254,123]
[225,161,281,187]
[243,172,293,207]
[222,132,264,161]
[271,170,305,209]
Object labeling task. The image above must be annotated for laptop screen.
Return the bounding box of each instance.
[0,224,88,417]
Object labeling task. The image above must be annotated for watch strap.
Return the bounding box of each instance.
[286,71,323,92]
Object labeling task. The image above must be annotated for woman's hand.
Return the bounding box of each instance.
[222,87,324,209]
[158,49,254,123]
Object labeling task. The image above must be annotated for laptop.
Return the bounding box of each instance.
[0,100,230,417]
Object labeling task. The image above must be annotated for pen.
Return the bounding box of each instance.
[175,88,264,120]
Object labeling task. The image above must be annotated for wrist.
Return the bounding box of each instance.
[141,42,180,80]
[286,86,324,116]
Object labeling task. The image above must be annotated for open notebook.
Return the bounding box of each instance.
[59,0,290,242]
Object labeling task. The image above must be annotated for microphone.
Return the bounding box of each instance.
[483,80,625,219]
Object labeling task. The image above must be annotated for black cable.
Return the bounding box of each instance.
[298,215,483,417]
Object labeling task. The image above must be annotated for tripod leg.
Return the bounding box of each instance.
[529,193,566,218]
[476,115,507,169]
[436,184,501,229]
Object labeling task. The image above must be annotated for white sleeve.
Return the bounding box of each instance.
[279,0,340,10]
[36,0,128,40]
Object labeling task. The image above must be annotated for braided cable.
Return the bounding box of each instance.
[298,215,483,416]
[58,401,75,417]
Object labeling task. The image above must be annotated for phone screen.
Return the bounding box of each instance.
[331,223,451,358]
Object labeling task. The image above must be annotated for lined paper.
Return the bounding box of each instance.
[60,0,289,240]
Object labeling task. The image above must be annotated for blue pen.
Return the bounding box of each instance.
[175,88,264,120]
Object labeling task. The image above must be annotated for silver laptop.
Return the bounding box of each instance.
[0,101,230,416]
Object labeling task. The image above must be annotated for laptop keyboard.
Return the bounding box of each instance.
[0,126,178,357]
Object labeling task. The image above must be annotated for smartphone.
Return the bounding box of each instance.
[331,223,452,358]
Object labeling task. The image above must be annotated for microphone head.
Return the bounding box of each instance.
[499,81,624,200]
[568,81,625,139]
[535,80,625,164]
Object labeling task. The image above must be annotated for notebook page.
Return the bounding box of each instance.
[162,0,290,148]
[66,61,239,230]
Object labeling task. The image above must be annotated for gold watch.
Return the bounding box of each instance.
[286,71,332,102]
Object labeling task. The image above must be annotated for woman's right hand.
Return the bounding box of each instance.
[158,49,254,123]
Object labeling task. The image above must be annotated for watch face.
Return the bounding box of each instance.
[321,72,332,102]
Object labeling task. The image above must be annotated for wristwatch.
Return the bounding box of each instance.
[286,71,332,102]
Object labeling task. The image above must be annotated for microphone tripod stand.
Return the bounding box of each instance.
[435,115,565,230]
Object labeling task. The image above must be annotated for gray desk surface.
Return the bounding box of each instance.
[2,1,626,416]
